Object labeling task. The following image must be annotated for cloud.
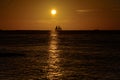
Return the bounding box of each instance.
[76,9,120,14]
[76,9,92,13]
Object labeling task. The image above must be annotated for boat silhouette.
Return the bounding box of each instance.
[55,26,62,31]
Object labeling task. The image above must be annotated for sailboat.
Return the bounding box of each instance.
[55,26,62,31]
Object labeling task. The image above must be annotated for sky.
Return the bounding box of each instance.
[0,0,120,30]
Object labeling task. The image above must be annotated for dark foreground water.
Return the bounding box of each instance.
[0,30,120,80]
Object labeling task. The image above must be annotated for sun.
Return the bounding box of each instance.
[51,9,56,15]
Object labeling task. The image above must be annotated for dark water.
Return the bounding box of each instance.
[0,30,120,80]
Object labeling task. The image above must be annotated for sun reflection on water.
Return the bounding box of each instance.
[47,31,62,80]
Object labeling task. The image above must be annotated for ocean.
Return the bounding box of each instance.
[0,30,120,80]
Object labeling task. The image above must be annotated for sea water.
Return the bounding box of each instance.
[0,30,120,80]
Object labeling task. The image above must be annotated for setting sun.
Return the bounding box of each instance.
[51,9,56,15]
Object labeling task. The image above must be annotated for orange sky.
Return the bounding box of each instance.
[0,0,120,30]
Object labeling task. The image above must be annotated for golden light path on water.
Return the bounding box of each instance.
[47,31,62,80]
